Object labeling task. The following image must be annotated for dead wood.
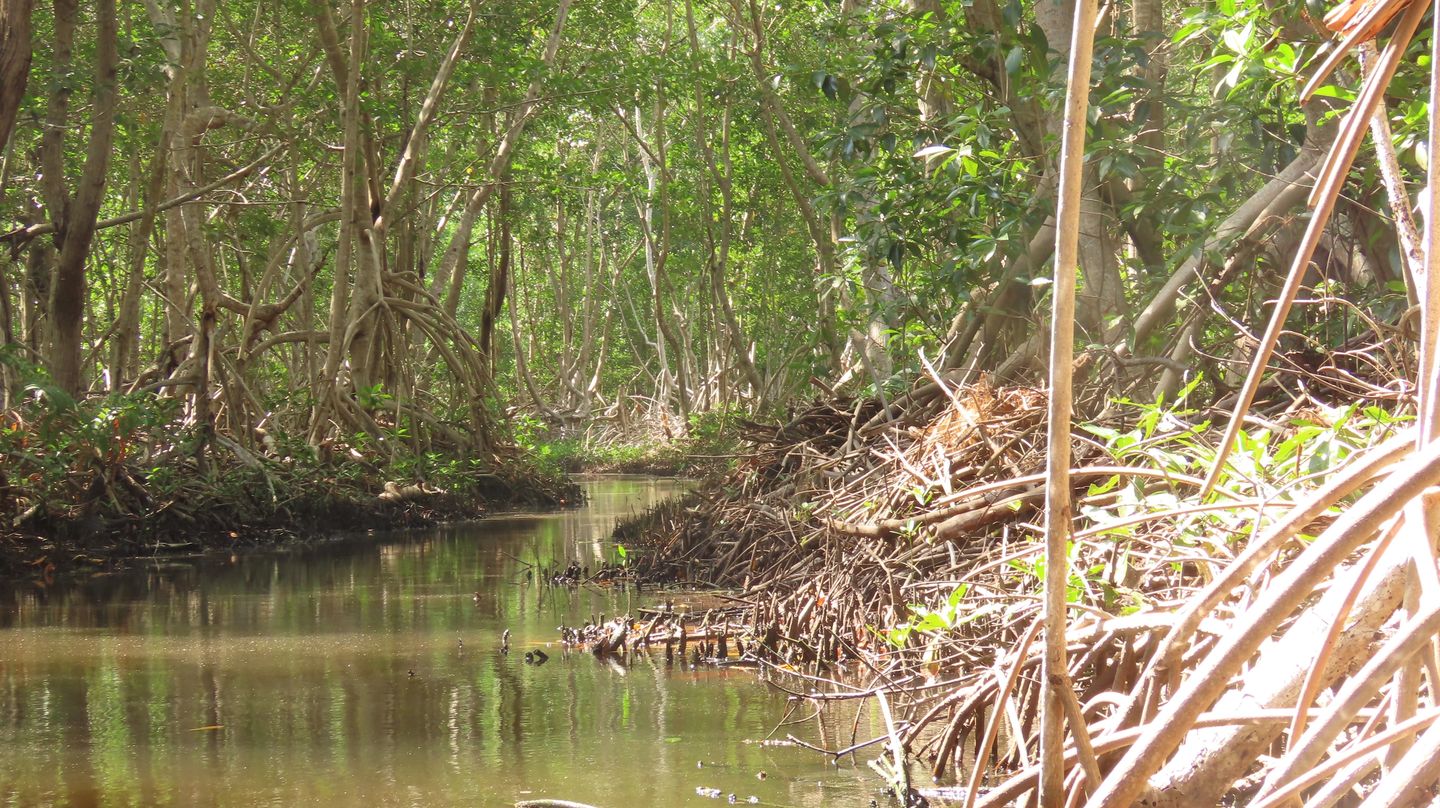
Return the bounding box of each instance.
[611,370,1422,806]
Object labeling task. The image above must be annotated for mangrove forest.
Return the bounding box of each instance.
[3,0,1440,804]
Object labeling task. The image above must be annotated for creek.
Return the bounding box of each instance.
[0,477,883,807]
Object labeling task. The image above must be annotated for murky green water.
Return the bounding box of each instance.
[0,477,883,807]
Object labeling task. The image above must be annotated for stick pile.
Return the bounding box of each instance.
[617,368,1430,805]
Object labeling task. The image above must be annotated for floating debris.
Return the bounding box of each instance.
[545,560,584,586]
[556,606,751,664]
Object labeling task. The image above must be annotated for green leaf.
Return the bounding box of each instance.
[1311,84,1357,101]
[1222,24,1253,54]
[1004,46,1024,75]
[913,144,955,159]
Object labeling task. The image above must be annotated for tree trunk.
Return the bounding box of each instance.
[685,0,764,399]
[431,0,573,319]
[478,176,511,383]
[1032,0,1120,338]
[45,0,119,396]
[752,83,843,373]
[0,0,32,157]
[1040,0,1100,796]
[740,0,830,188]
[910,0,951,123]
[112,46,188,388]
[508,238,551,418]
[310,0,366,443]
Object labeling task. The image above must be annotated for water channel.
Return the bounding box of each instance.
[0,477,884,807]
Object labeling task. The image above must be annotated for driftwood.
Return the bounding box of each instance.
[557,606,753,663]
[589,620,628,657]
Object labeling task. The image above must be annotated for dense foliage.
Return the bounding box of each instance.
[8,0,1440,804]
[0,0,1421,481]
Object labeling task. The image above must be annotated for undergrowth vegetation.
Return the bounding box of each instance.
[511,406,748,477]
[0,352,576,575]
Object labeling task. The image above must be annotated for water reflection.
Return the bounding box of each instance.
[0,477,881,807]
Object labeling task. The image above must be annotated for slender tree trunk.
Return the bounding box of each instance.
[752,86,843,373]
[431,0,572,318]
[342,0,474,393]
[45,0,119,396]
[424,85,494,312]
[551,190,577,409]
[508,237,550,418]
[636,158,675,425]
[0,256,11,404]
[568,150,605,417]
[734,0,846,374]
[174,108,250,454]
[1033,0,1118,339]
[294,164,319,393]
[20,217,49,355]
[739,0,829,188]
[685,0,763,399]
[311,0,366,443]
[1040,0,1099,799]
[113,56,187,388]
[478,176,511,383]
[151,0,204,379]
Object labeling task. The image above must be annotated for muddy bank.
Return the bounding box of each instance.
[1,453,580,580]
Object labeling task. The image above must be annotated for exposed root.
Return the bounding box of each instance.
[615,375,1425,804]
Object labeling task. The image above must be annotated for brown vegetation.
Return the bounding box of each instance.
[616,358,1422,804]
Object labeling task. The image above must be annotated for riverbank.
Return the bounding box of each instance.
[0,396,580,578]
[614,374,1409,803]
[0,460,579,580]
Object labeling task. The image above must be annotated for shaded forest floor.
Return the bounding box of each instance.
[525,408,746,478]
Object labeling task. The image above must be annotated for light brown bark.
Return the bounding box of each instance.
[685,0,763,399]
[310,0,366,443]
[45,0,119,396]
[1040,0,1099,798]
[431,0,573,319]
